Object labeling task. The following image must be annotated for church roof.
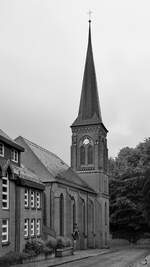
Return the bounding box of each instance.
[15,136,95,193]
[72,21,102,127]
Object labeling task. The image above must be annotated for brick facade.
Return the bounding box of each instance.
[0,20,109,256]
[0,130,45,256]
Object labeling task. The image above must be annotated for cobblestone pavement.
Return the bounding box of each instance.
[12,248,150,267]
[62,248,149,267]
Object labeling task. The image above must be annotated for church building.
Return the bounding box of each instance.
[70,19,109,247]
[0,20,109,256]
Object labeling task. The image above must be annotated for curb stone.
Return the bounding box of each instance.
[47,249,112,267]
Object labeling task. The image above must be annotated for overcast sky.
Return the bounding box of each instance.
[0,0,150,164]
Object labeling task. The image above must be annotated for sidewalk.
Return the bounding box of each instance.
[12,249,111,267]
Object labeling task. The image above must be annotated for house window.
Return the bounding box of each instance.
[2,219,8,243]
[24,219,29,238]
[0,143,4,156]
[36,192,40,209]
[11,149,18,163]
[11,149,18,162]
[31,219,35,236]
[31,191,35,208]
[2,174,9,209]
[36,219,41,236]
[24,189,29,208]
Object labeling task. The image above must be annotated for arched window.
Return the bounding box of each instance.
[105,202,107,226]
[0,166,2,178]
[72,198,76,231]
[87,145,93,165]
[60,194,64,236]
[82,199,85,234]
[80,146,85,165]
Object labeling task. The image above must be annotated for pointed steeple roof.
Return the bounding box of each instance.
[72,20,103,127]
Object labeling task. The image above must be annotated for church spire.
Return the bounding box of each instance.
[72,20,102,126]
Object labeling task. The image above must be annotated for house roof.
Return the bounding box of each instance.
[0,129,24,151]
[14,165,45,190]
[0,157,44,190]
[16,137,95,193]
[13,164,44,187]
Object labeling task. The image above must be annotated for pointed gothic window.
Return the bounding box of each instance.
[60,194,64,236]
[80,146,85,165]
[87,144,93,164]
[82,199,85,234]
[105,202,107,226]
[72,198,76,232]
[88,199,94,242]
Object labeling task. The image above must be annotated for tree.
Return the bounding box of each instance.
[109,138,150,242]
[143,169,150,226]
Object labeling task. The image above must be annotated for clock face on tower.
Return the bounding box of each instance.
[83,137,90,145]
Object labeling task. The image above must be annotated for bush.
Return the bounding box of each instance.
[42,246,53,256]
[0,240,54,266]
[45,236,57,249]
[56,236,66,249]
[56,236,72,249]
[24,239,54,257]
[24,239,48,256]
[65,238,72,247]
[0,251,29,266]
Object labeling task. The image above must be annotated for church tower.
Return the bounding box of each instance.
[71,20,109,247]
[71,20,108,193]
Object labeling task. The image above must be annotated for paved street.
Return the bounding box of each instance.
[61,248,149,267]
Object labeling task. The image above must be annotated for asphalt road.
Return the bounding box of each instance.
[62,248,149,267]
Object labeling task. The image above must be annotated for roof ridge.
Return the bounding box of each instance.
[0,130,24,151]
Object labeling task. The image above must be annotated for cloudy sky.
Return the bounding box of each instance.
[0,0,150,164]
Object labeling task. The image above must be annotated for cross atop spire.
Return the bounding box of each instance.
[72,20,103,127]
[88,10,92,22]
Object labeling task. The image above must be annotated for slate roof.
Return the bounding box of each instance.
[0,129,24,151]
[13,164,44,187]
[0,156,44,189]
[72,21,102,127]
[24,138,68,177]
[16,137,95,193]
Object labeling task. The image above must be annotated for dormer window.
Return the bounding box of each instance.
[11,149,18,163]
[0,143,4,157]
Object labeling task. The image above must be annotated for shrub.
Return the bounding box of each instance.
[65,238,72,247]
[42,246,53,256]
[56,236,66,249]
[56,236,72,249]
[0,251,27,266]
[24,239,54,257]
[45,236,57,249]
[24,239,47,256]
